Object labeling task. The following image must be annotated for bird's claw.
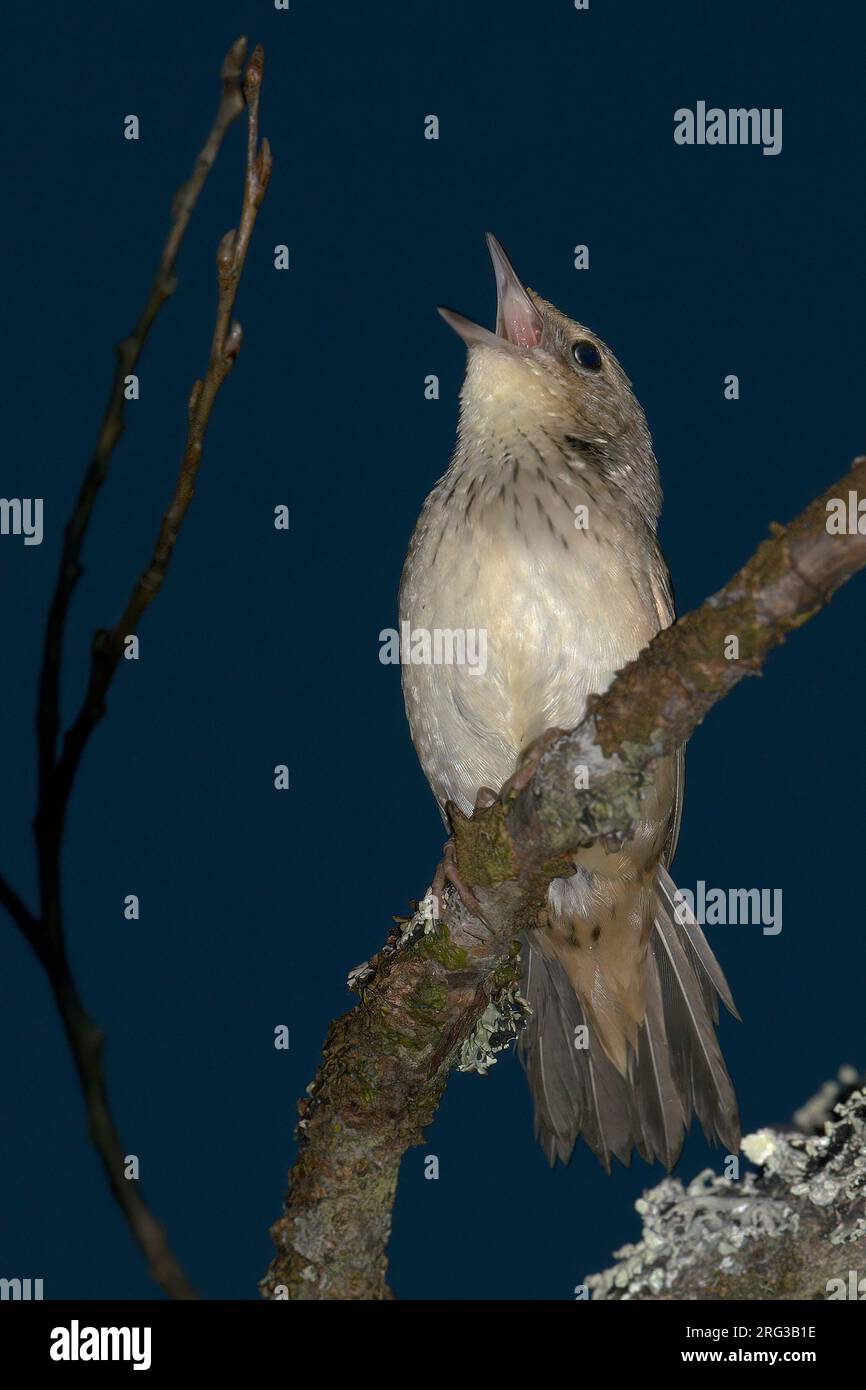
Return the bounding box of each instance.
[498,727,569,801]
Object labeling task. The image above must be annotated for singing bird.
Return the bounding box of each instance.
[399,235,740,1170]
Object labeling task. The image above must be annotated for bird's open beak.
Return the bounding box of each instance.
[438,233,544,351]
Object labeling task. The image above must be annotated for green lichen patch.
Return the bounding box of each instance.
[398,978,449,1052]
[414,923,470,971]
[451,801,518,888]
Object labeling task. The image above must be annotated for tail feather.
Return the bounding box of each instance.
[657,865,741,1022]
[634,949,686,1170]
[519,869,740,1169]
[651,908,740,1154]
[521,945,638,1169]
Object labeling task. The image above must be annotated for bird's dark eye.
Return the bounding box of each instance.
[572,339,602,370]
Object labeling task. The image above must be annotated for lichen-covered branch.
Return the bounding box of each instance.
[262,457,866,1301]
[0,37,270,1300]
[262,891,526,1300]
[585,1069,866,1300]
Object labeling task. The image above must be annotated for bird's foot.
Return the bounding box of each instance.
[498,727,569,801]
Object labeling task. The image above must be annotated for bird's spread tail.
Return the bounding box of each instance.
[518,864,740,1170]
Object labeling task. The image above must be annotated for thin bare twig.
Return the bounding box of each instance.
[262,457,866,1300]
[55,43,272,806]
[0,873,42,958]
[35,37,248,941]
[36,36,248,843]
[1,37,271,1300]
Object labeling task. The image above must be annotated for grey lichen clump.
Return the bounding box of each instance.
[586,1072,866,1301]
[585,1167,799,1300]
[458,984,532,1075]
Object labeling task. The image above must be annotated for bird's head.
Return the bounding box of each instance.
[439,234,660,521]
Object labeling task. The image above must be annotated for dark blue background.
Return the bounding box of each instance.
[2,1,864,1300]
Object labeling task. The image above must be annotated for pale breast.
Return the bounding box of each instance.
[400,449,663,816]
